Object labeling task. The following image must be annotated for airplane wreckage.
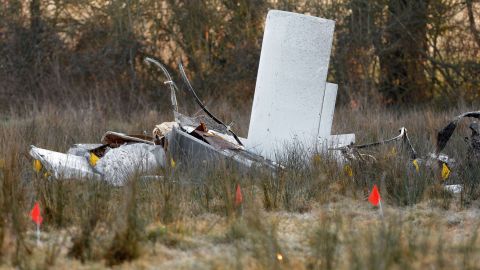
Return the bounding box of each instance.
[29,10,479,192]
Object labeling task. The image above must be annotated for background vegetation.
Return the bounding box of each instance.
[0,104,480,269]
[1,0,480,269]
[1,0,479,114]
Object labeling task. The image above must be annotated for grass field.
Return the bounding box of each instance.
[1,102,480,269]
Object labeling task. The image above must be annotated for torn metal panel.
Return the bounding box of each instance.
[178,62,243,146]
[466,122,480,161]
[30,140,166,186]
[436,111,480,153]
[30,145,101,180]
[67,144,104,157]
[189,124,243,151]
[445,184,463,194]
[175,112,231,135]
[167,126,226,167]
[166,127,278,171]
[101,131,155,147]
[95,143,166,186]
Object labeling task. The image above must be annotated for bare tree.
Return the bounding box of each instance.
[466,0,480,48]
[376,0,431,103]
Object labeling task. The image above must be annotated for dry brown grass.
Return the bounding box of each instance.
[1,102,480,269]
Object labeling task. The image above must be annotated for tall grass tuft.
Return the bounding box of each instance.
[0,102,480,267]
[1,146,31,268]
[308,213,342,270]
[104,178,142,266]
[68,180,112,262]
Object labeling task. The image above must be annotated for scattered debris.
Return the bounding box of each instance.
[331,127,417,162]
[28,59,280,185]
[26,10,479,193]
[444,184,463,194]
[467,122,480,161]
[332,111,480,194]
[436,111,480,154]
[30,137,166,186]
[30,146,101,180]
[178,62,244,146]
[95,143,165,186]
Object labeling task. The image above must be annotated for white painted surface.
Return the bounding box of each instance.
[318,83,338,139]
[29,146,100,179]
[317,134,356,162]
[324,134,356,148]
[445,184,463,194]
[246,10,335,160]
[96,144,166,186]
[317,134,355,154]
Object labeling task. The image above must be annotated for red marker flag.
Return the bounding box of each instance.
[235,184,243,206]
[30,202,43,226]
[368,185,381,206]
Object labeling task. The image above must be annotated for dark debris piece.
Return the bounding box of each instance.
[436,111,480,154]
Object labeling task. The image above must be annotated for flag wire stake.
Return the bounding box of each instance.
[36,223,40,246]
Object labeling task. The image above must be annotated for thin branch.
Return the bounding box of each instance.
[466,0,480,48]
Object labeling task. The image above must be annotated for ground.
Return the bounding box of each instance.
[1,104,480,269]
[2,199,480,269]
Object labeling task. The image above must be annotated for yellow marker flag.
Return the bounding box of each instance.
[390,147,397,156]
[412,159,420,173]
[89,152,100,167]
[344,165,353,177]
[170,158,176,168]
[441,163,450,180]
[312,154,322,166]
[33,160,42,172]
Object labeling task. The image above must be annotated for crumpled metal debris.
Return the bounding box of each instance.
[29,114,273,186]
[332,111,480,194]
[466,122,480,161]
[330,127,417,162]
[28,57,280,186]
[436,111,480,154]
[445,184,463,194]
[67,144,103,157]
[28,56,480,192]
[30,146,101,180]
[30,134,166,186]
[95,143,166,186]
[101,131,155,147]
[145,56,279,171]
[166,124,278,171]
